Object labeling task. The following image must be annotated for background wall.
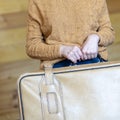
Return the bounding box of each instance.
[0,0,120,119]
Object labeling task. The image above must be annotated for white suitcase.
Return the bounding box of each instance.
[18,62,120,120]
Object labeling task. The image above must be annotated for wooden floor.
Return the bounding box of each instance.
[0,59,40,120]
[0,0,120,119]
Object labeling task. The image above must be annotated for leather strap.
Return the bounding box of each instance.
[39,63,65,120]
[44,64,53,85]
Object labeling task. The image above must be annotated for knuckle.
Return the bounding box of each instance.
[73,46,80,51]
[73,46,78,49]
[92,51,97,55]
[86,51,91,55]
[88,51,96,55]
[72,48,77,52]
[70,52,73,56]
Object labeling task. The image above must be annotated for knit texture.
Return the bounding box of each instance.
[26,0,115,69]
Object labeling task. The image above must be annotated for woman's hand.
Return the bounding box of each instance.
[60,45,83,63]
[82,34,100,60]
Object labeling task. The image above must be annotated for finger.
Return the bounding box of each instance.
[91,52,98,59]
[91,54,95,59]
[67,53,77,63]
[86,54,91,59]
[74,51,80,60]
[70,50,80,61]
[82,47,88,60]
[69,56,77,63]
[94,53,98,58]
[72,47,81,60]
[77,48,83,60]
[83,54,88,60]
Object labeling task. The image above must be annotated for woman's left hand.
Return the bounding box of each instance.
[82,34,100,60]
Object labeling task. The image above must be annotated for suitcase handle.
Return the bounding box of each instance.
[40,84,65,120]
[39,64,65,120]
[44,63,54,85]
[44,64,59,114]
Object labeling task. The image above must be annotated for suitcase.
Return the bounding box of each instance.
[18,61,120,120]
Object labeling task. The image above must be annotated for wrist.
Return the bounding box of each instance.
[88,34,100,43]
[60,45,65,57]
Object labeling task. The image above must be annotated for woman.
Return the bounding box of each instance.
[26,0,115,69]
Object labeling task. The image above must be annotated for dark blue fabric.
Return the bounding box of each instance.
[53,55,107,68]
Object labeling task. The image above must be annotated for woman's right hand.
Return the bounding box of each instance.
[60,45,83,63]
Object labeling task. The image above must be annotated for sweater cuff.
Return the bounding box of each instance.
[53,44,62,59]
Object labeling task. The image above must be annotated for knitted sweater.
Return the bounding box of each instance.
[26,0,115,69]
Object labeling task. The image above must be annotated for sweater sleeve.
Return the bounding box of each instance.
[26,0,61,61]
[95,0,115,47]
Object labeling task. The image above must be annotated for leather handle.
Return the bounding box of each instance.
[44,65,59,114]
[39,79,65,120]
[44,63,54,85]
[39,66,65,120]
[47,92,58,114]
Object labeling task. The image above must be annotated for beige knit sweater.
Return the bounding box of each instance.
[26,0,115,69]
